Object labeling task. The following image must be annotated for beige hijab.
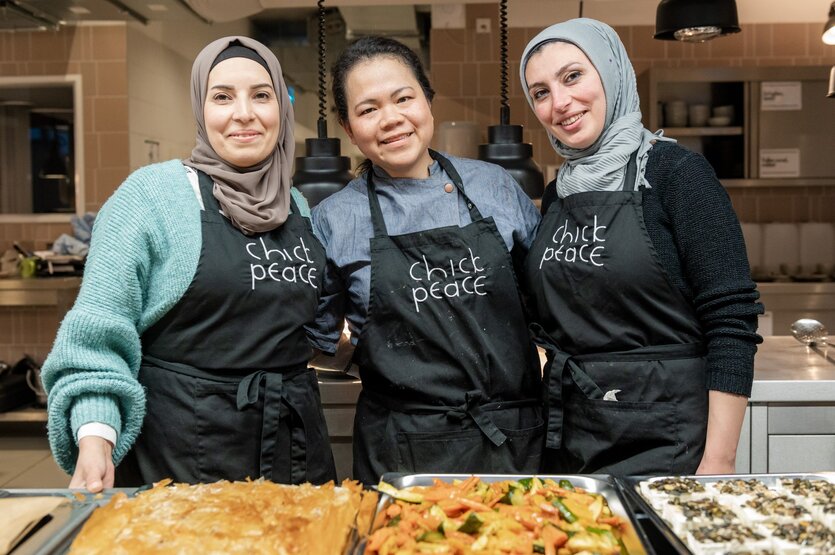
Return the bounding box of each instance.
[184,36,294,235]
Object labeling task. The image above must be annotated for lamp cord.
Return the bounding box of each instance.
[499,0,509,125]
[317,0,327,138]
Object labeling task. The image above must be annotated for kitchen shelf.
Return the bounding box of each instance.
[664,126,742,136]
[638,65,835,187]
[0,406,47,423]
[0,277,80,308]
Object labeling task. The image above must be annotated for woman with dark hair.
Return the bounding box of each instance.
[43,36,336,491]
[310,36,544,485]
[520,19,762,475]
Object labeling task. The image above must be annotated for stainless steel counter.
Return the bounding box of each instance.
[0,277,80,307]
[751,336,835,402]
[756,282,835,336]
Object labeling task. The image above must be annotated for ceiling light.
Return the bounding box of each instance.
[654,0,741,42]
[68,6,91,15]
[824,2,835,45]
[147,4,168,12]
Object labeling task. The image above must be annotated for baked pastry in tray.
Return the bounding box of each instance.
[68,478,375,555]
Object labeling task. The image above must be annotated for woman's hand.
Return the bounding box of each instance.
[695,454,736,475]
[70,436,115,492]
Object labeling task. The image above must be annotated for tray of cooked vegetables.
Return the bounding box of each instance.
[361,474,651,555]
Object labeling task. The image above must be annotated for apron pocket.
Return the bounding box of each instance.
[562,396,683,476]
[194,381,262,482]
[395,417,544,475]
[396,428,493,474]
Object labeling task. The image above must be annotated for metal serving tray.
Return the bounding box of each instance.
[6,485,364,555]
[615,473,835,555]
[359,473,653,555]
[1,488,136,555]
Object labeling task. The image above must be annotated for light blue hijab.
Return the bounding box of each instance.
[520,18,673,198]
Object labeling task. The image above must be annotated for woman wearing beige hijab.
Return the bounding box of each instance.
[42,36,336,491]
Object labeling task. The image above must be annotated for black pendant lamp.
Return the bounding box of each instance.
[823,2,835,45]
[478,0,544,199]
[292,0,352,207]
[654,0,741,42]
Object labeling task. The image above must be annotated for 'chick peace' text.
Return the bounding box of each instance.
[246,236,318,290]
[539,216,607,269]
[409,249,487,313]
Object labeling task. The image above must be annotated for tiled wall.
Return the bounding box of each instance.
[429,4,835,223]
[0,25,128,366]
[0,24,130,253]
[0,306,62,364]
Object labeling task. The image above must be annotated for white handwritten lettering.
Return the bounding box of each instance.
[540,215,607,269]
[410,248,488,312]
[246,236,318,290]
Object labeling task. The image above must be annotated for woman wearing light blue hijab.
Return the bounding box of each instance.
[519,18,762,476]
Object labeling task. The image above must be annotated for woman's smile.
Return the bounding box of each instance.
[342,57,434,179]
[525,41,606,150]
[558,112,586,128]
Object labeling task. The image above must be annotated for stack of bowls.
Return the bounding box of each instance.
[688,104,709,127]
[664,100,688,127]
[713,105,734,120]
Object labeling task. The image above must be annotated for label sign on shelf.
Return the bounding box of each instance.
[761,81,802,111]
[759,148,800,178]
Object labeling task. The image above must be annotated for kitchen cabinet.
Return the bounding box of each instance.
[637,66,835,188]
[734,336,835,474]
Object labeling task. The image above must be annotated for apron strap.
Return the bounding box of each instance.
[429,149,483,221]
[196,170,220,212]
[365,150,484,238]
[237,370,285,479]
[620,150,640,192]
[467,392,507,447]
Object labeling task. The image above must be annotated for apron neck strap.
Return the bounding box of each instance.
[619,150,640,192]
[365,150,483,238]
[196,170,301,218]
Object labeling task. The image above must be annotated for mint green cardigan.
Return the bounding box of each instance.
[42,160,311,475]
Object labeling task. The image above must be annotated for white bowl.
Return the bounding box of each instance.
[708,116,731,127]
[713,105,734,118]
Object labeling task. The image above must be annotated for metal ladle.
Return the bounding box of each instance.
[790,319,835,363]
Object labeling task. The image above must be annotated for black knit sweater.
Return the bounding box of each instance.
[540,141,763,396]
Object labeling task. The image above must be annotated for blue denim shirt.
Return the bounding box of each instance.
[308,154,541,353]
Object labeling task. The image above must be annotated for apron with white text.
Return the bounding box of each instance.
[524,153,708,476]
[116,169,336,486]
[352,150,544,485]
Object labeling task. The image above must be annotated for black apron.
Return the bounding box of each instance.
[115,170,336,486]
[352,150,544,485]
[524,153,708,476]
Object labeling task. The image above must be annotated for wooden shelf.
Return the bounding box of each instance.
[664,126,743,136]
[0,406,47,423]
[0,277,80,308]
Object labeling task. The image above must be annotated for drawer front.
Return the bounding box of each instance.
[768,405,835,434]
[768,435,835,473]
